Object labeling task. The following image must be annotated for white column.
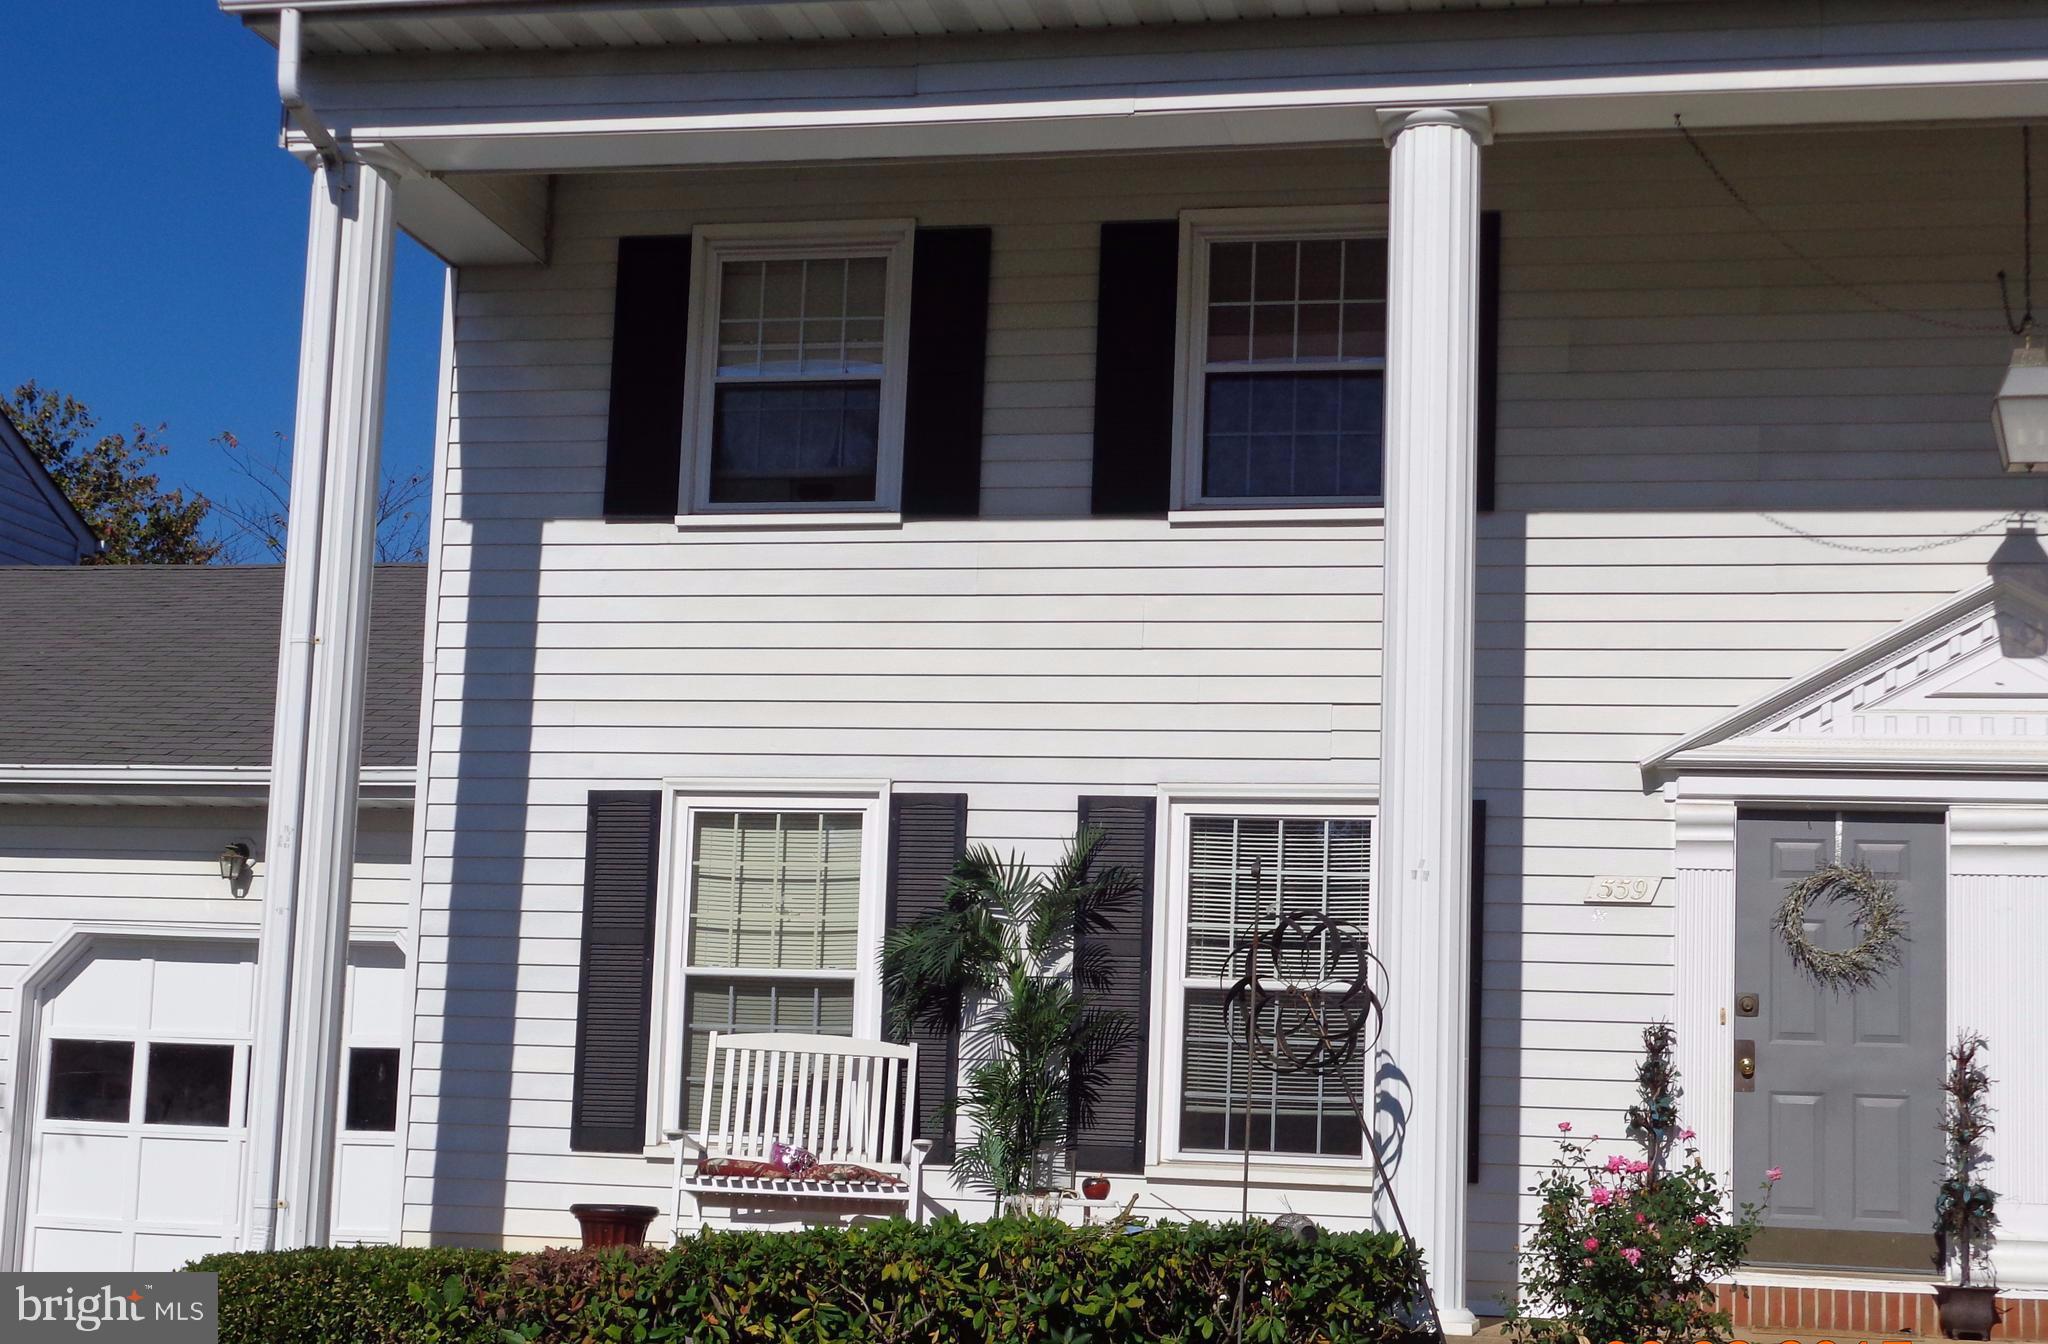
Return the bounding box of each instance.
[1373,104,1489,1334]
[246,158,397,1251]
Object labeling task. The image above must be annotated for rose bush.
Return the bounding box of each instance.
[1506,1024,1777,1344]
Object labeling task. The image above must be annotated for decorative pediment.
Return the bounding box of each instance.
[1645,575,2048,775]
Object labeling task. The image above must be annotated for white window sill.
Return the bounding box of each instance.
[1166,507,1383,527]
[1144,1158,1374,1188]
[675,511,904,532]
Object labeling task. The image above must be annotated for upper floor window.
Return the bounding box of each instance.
[1174,208,1388,512]
[683,222,914,516]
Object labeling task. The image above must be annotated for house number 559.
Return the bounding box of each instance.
[1584,876,1659,905]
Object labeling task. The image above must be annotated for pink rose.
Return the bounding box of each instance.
[1628,1159,1651,1175]
[1680,1128,1696,1141]
[1621,1248,1643,1267]
[1635,1212,1647,1225]
[1590,1185,1614,1207]
[1766,1166,1783,1183]
[1693,1214,1711,1227]
[1583,1237,1600,1252]
[1558,1121,1573,1133]
[1605,1154,1626,1174]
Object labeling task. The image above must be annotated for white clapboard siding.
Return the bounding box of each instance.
[410,123,2044,1295]
[0,801,414,1253]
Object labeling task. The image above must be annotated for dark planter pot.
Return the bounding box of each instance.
[1081,1176,1111,1201]
[570,1203,658,1249]
[1935,1283,2002,1341]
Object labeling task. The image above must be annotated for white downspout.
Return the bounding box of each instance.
[277,7,343,169]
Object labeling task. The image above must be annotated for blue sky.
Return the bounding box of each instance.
[1,1,444,527]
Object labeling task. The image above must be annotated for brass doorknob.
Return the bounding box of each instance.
[1737,1057,1755,1079]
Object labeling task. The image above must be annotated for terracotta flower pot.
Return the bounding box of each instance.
[570,1202,658,1248]
[1934,1283,2001,1341]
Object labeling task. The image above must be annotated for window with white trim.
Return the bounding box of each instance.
[662,795,886,1129]
[1169,810,1373,1160]
[1175,209,1388,510]
[683,223,914,514]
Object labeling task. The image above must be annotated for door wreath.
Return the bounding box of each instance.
[1772,863,1908,990]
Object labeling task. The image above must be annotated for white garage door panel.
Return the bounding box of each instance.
[133,1232,228,1273]
[46,954,148,1034]
[33,1133,136,1220]
[149,952,254,1038]
[30,1226,125,1273]
[135,1136,242,1224]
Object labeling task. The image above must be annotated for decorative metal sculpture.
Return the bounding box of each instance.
[1221,866,1446,1340]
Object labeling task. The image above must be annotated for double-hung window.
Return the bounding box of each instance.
[1174,208,1389,511]
[1165,802,1374,1161]
[682,222,915,516]
[662,792,885,1129]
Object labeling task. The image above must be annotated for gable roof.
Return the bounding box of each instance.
[1645,563,2048,777]
[0,408,97,564]
[0,563,426,770]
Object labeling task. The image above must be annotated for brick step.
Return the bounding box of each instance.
[1714,1284,2048,1341]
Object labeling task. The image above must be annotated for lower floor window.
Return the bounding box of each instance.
[676,807,868,1126]
[1176,812,1372,1159]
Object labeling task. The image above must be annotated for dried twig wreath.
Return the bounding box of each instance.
[1772,863,1908,990]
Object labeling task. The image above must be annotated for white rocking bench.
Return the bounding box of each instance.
[669,1031,932,1227]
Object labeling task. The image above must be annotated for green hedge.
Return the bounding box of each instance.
[192,1217,1425,1344]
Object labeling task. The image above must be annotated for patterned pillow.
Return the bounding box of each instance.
[807,1163,904,1187]
[695,1156,781,1179]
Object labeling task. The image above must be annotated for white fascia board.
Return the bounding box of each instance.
[0,763,416,793]
[337,60,2048,173]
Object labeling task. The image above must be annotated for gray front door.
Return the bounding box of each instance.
[1733,809,1945,1272]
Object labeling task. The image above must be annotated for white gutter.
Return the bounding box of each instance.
[277,7,342,168]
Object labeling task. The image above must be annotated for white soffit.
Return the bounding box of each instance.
[1646,569,2048,778]
[222,0,1668,53]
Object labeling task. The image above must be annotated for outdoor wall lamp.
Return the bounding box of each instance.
[218,841,253,884]
[1995,344,2048,472]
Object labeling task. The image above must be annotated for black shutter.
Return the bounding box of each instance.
[902,227,992,519]
[570,791,662,1152]
[1072,795,1156,1174]
[602,235,692,517]
[1090,220,1179,516]
[1467,798,1487,1183]
[1476,211,1502,514]
[885,792,969,1162]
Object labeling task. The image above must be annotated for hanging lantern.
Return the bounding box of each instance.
[1994,344,2048,472]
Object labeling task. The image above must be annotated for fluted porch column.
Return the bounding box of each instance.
[1373,104,1490,1334]
[245,157,398,1251]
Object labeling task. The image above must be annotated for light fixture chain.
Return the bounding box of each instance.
[1675,114,2009,335]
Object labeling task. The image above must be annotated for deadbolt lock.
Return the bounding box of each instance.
[1736,992,1759,1017]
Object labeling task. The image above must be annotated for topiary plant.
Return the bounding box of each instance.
[1937,1032,1999,1287]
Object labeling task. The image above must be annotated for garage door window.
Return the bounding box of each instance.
[344,1047,401,1132]
[143,1043,235,1127]
[46,1039,133,1123]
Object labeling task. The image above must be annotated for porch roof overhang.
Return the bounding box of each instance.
[220,0,1669,54]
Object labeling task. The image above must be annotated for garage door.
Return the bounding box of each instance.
[24,940,255,1272]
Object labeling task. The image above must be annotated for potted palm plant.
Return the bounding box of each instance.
[1934,1032,2000,1341]
[881,827,1136,1207]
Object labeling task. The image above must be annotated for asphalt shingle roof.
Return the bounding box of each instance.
[0,564,426,769]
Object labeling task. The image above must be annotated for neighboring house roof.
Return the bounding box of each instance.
[0,407,97,565]
[0,563,426,770]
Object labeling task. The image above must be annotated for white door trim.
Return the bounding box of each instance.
[1667,773,2048,1290]
[2,921,409,1272]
